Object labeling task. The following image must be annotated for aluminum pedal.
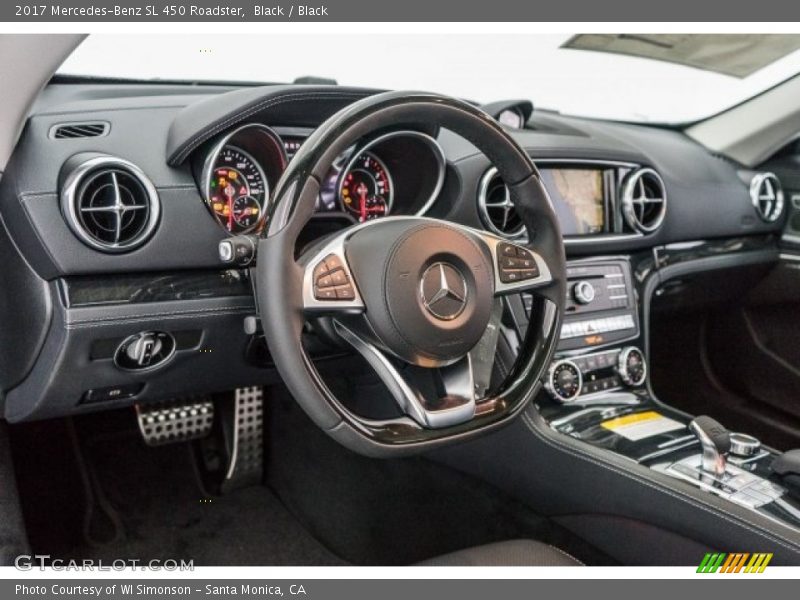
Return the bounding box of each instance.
[222,386,264,492]
[135,398,214,446]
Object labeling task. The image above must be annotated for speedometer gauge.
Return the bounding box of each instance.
[338,152,393,222]
[207,146,268,234]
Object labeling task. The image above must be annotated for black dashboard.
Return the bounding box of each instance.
[0,82,788,422]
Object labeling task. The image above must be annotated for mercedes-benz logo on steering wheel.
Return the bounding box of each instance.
[420,262,468,321]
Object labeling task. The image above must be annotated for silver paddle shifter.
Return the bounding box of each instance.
[689,415,731,477]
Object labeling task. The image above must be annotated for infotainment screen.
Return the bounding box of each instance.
[538,168,605,235]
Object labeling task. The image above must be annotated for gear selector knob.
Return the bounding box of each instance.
[689,415,731,477]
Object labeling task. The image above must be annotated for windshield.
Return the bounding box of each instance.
[58,33,800,125]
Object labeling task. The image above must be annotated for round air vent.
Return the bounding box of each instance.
[477,167,526,238]
[749,172,784,223]
[620,167,667,233]
[61,156,160,252]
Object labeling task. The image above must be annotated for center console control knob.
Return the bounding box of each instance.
[729,432,761,457]
[573,280,596,305]
[617,346,647,387]
[545,359,583,403]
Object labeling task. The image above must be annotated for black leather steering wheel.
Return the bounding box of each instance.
[257,91,566,457]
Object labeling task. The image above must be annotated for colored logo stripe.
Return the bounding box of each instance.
[697,553,772,573]
[697,553,726,573]
[745,553,773,573]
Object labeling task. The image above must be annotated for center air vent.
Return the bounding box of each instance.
[749,172,784,223]
[620,168,667,233]
[61,156,160,253]
[477,167,526,238]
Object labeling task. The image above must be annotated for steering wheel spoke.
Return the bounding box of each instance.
[333,320,477,429]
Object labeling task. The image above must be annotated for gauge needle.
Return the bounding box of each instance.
[357,182,368,222]
[224,185,234,230]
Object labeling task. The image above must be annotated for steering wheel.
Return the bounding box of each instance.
[257,91,566,457]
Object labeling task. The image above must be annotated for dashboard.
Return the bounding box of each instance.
[0,83,789,423]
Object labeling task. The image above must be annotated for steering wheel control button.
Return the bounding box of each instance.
[313,254,354,301]
[497,242,540,283]
[315,288,337,300]
[324,255,343,271]
[336,285,356,300]
[499,243,518,257]
[114,331,176,371]
[330,269,348,286]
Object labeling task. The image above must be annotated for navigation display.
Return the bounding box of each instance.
[539,168,605,235]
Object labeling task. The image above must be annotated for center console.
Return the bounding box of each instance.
[507,255,800,534]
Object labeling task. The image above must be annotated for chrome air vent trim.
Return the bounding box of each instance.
[60,156,161,253]
[750,172,784,223]
[477,166,526,239]
[620,167,667,233]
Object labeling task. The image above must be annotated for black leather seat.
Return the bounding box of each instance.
[419,539,582,566]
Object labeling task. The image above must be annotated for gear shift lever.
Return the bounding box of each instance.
[689,415,731,477]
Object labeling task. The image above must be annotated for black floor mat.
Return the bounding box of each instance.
[13,395,607,566]
[13,417,344,566]
[263,385,609,565]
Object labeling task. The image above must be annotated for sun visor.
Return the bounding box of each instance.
[562,34,800,78]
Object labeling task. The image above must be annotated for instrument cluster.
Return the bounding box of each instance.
[199,126,446,235]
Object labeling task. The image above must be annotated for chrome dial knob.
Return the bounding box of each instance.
[729,433,761,457]
[573,280,596,305]
[617,346,647,387]
[546,359,583,403]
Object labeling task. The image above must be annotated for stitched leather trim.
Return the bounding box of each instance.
[546,543,585,566]
[65,307,252,330]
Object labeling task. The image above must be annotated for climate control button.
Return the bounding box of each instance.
[546,359,583,403]
[617,346,647,386]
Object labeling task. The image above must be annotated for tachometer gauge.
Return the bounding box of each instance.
[338,152,393,222]
[207,146,268,234]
